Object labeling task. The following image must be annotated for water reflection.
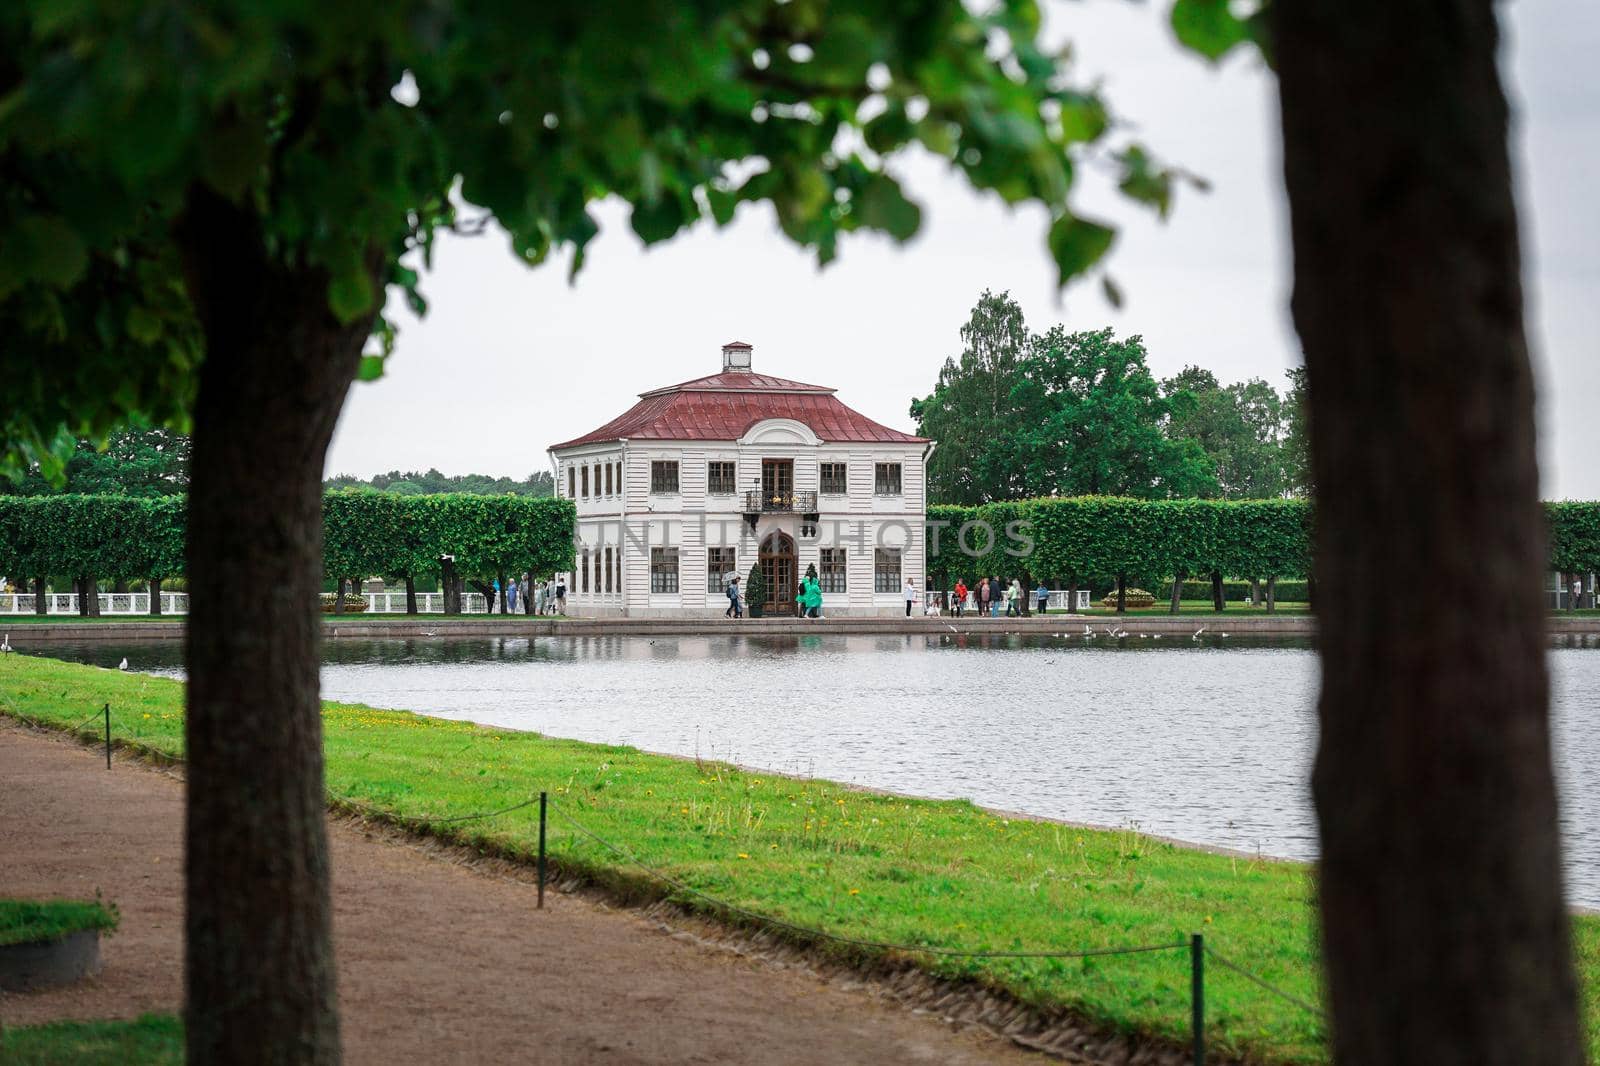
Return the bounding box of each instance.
[22,632,1600,908]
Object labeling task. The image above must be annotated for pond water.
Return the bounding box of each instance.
[25,633,1600,908]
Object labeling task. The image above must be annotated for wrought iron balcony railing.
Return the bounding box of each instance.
[742,489,819,514]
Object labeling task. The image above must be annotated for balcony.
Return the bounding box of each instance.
[742,489,819,514]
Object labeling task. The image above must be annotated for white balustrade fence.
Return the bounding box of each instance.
[360,592,492,614]
[922,589,1092,613]
[0,591,189,615]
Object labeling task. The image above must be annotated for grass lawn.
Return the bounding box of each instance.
[0,1015,182,1065]
[0,615,184,625]
[0,898,117,947]
[2,654,1595,1063]
[1074,601,1313,617]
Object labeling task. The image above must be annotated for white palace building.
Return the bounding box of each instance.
[548,341,932,617]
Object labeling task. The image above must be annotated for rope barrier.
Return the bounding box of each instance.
[1204,945,1327,1019]
[549,799,1189,961]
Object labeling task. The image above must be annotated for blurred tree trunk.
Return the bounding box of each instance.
[405,574,418,615]
[33,576,47,616]
[1275,1,1582,1061]
[177,184,383,1065]
[1170,572,1184,614]
[150,577,163,616]
[1210,570,1224,613]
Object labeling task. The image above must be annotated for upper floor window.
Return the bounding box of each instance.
[707,461,737,495]
[874,548,902,593]
[820,462,848,495]
[651,461,680,495]
[650,547,679,594]
[820,548,848,594]
[567,466,575,498]
[874,462,902,496]
[581,465,590,498]
[605,463,614,496]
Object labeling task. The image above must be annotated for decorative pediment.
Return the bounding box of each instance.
[738,418,820,446]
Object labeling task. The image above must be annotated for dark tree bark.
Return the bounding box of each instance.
[1067,575,1078,615]
[84,577,100,617]
[440,558,459,615]
[333,576,346,615]
[1115,572,1126,614]
[497,568,508,614]
[404,574,418,615]
[177,185,383,1066]
[33,576,47,616]
[1210,570,1224,613]
[1275,2,1582,1062]
[150,577,163,617]
[1265,575,1277,615]
[1248,577,1261,607]
[1169,572,1184,615]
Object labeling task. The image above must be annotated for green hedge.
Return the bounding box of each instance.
[0,492,575,609]
[928,497,1600,591]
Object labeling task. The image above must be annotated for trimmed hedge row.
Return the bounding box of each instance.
[928,497,1600,594]
[0,491,576,614]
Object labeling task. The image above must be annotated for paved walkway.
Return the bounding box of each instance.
[0,723,1038,1065]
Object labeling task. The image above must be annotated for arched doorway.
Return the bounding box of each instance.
[759,531,796,616]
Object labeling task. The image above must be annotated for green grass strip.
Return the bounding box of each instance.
[0,898,117,947]
[2,654,1596,1064]
[0,1014,182,1065]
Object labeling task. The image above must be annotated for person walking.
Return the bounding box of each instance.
[953,578,968,618]
[1008,577,1023,617]
[1574,575,1586,611]
[991,575,1003,617]
[903,577,917,617]
[556,578,567,614]
[797,573,823,618]
[977,577,991,618]
[725,575,743,618]
[506,577,518,613]
[1036,579,1050,616]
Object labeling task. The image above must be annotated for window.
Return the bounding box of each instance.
[874,548,902,593]
[706,547,737,593]
[604,463,613,496]
[604,547,614,593]
[581,465,589,498]
[567,466,575,498]
[820,462,848,495]
[650,547,679,593]
[581,549,591,593]
[651,460,679,494]
[707,461,737,495]
[874,462,902,495]
[593,548,602,593]
[820,549,848,594]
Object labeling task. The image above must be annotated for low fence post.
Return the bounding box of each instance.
[1191,932,1205,1065]
[537,791,548,909]
[103,702,111,770]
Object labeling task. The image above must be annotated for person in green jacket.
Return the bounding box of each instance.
[796,574,823,618]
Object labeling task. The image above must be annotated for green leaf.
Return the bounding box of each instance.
[1048,215,1115,285]
[855,174,922,242]
[126,305,163,344]
[328,269,375,325]
[1101,275,1124,309]
[356,355,387,382]
[1170,0,1252,62]
[18,215,89,288]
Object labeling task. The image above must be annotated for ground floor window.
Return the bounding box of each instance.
[593,549,602,594]
[651,547,679,594]
[706,547,737,593]
[581,549,591,593]
[874,548,901,593]
[604,547,615,593]
[820,548,847,593]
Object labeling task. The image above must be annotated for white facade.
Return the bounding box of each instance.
[549,346,931,617]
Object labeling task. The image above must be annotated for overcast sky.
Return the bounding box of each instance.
[327,0,1599,499]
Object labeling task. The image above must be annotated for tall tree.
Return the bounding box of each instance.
[911,290,1031,504]
[1162,366,1287,498]
[1015,326,1215,498]
[1280,365,1312,496]
[1268,0,1583,1062]
[5,421,190,497]
[2,4,1178,1061]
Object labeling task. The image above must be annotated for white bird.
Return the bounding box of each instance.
[1,633,11,653]
[118,657,129,670]
[1192,627,1206,640]
[1083,625,1092,635]
[1220,632,1230,638]
[945,623,958,634]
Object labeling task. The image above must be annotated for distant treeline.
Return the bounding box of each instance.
[0,492,575,615]
[324,469,554,497]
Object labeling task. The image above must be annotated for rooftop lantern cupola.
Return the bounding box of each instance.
[721,340,753,371]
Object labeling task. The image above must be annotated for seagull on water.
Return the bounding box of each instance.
[118,657,129,670]
[1192,627,1206,640]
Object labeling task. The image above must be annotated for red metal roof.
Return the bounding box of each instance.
[550,369,928,450]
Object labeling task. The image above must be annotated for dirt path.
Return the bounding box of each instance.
[0,722,1041,1065]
